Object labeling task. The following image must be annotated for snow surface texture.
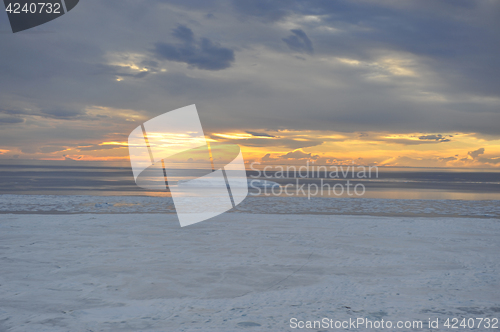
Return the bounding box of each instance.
[0,195,499,218]
[0,213,499,331]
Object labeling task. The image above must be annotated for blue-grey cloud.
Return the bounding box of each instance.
[0,116,24,125]
[477,156,500,165]
[172,25,195,43]
[211,136,323,150]
[39,108,85,120]
[153,25,235,70]
[1,107,85,120]
[39,146,69,154]
[246,131,275,138]
[78,144,127,151]
[468,148,485,159]
[279,150,319,160]
[231,0,290,22]
[418,134,451,142]
[283,29,313,54]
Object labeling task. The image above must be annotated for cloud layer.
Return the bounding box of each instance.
[0,0,498,165]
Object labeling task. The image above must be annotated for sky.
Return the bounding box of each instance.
[0,0,499,168]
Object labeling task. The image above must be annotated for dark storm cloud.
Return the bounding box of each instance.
[153,25,235,70]
[283,29,313,54]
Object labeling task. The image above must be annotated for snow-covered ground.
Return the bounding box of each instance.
[0,211,499,331]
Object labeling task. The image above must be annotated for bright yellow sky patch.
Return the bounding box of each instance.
[3,129,499,168]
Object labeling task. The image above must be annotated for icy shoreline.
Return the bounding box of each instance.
[0,194,499,219]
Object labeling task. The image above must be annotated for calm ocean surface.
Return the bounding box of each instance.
[0,161,499,200]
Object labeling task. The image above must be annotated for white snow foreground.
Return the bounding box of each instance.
[0,213,499,331]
